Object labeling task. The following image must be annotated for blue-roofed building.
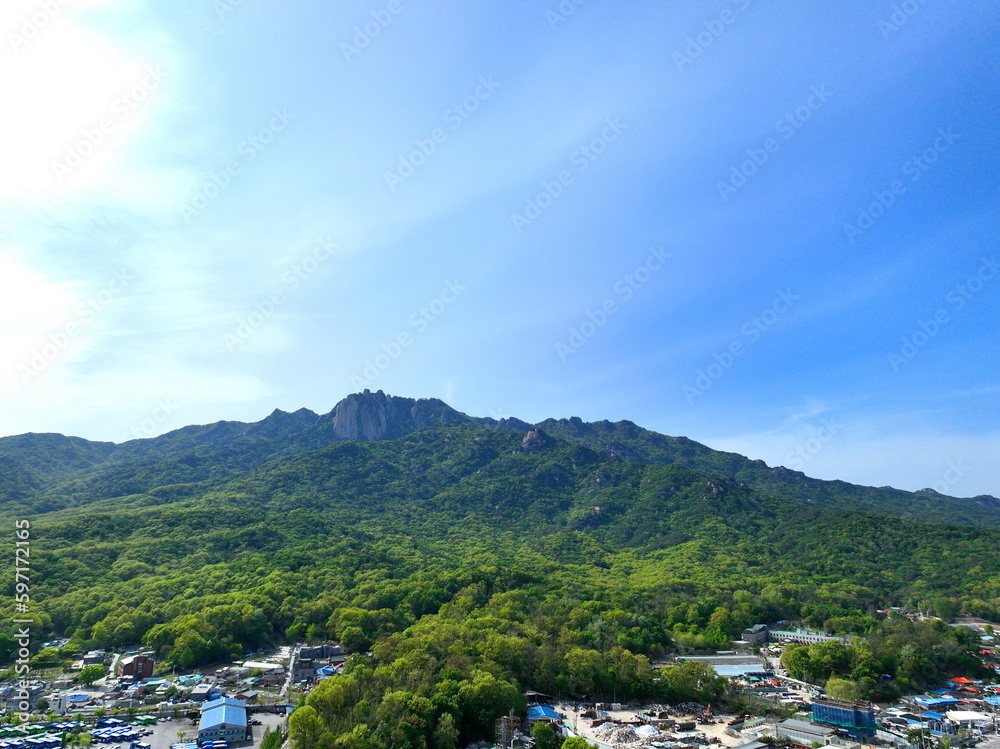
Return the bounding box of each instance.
[527,706,561,722]
[914,696,961,709]
[198,699,249,745]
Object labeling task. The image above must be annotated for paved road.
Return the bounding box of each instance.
[977,734,1000,749]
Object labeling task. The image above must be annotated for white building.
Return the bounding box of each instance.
[770,628,841,645]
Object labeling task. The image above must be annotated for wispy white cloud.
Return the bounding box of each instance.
[709,413,1000,498]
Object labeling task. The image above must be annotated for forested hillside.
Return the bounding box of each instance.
[1,393,997,747]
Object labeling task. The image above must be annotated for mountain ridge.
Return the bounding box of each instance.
[0,390,996,527]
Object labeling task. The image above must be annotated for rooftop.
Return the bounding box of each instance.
[527,706,561,721]
[781,719,835,735]
[199,698,247,730]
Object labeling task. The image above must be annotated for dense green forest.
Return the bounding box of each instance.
[778,616,989,702]
[1,394,997,747]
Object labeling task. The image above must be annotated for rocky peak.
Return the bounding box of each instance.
[519,428,553,452]
[320,391,470,441]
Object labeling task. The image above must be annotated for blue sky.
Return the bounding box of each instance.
[2,0,999,496]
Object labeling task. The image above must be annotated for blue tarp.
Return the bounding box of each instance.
[915,697,960,707]
[527,706,561,721]
[924,712,944,720]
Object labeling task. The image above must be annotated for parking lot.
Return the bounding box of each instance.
[90,713,287,749]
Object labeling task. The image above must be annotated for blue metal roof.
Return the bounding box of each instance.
[527,706,561,721]
[915,697,960,706]
[199,698,247,731]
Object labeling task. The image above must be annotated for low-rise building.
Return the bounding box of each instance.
[190,683,222,702]
[3,681,47,711]
[255,671,284,688]
[241,661,285,674]
[677,654,769,679]
[297,643,342,660]
[118,654,155,679]
[46,692,69,714]
[774,719,843,746]
[945,711,993,729]
[82,650,106,665]
[742,624,770,644]
[198,697,250,744]
[770,628,841,645]
[135,678,167,696]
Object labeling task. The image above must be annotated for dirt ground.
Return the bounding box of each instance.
[553,703,749,748]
